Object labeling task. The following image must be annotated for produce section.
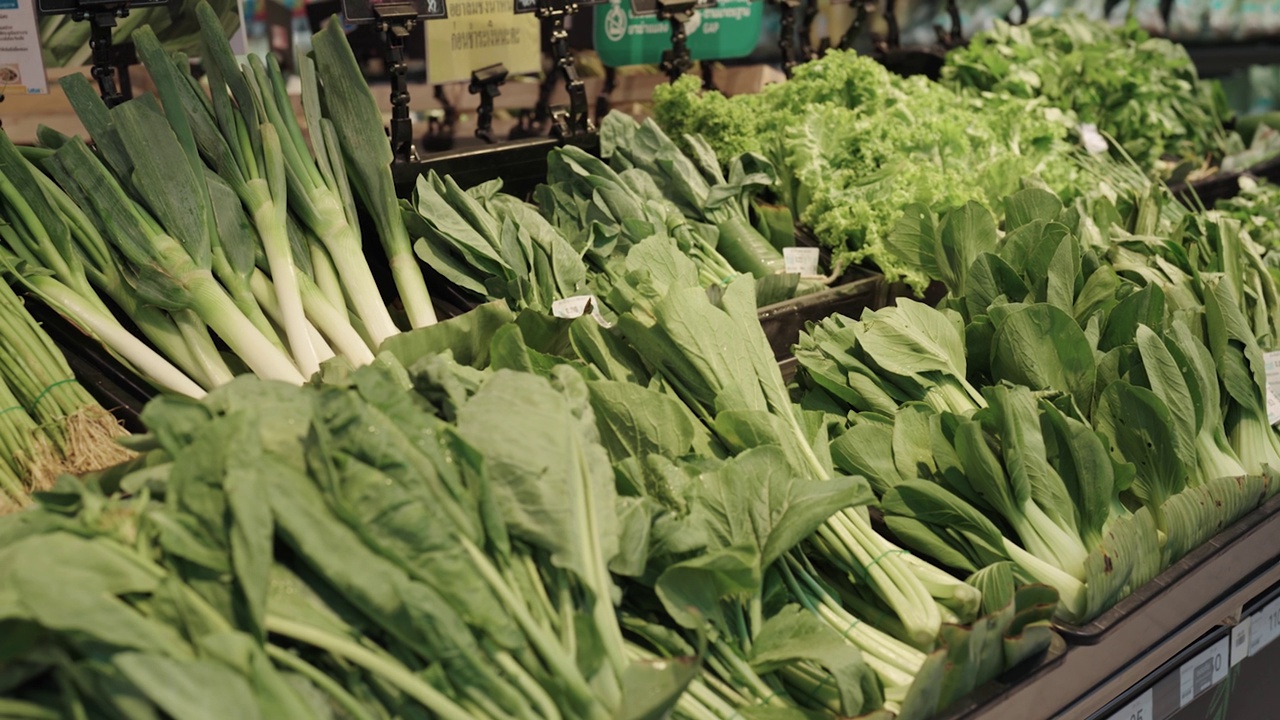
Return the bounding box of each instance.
[2,3,1280,719]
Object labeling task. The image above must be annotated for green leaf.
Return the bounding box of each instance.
[1004,188,1064,231]
[456,369,619,589]
[111,101,212,268]
[1134,324,1198,475]
[114,652,262,720]
[655,545,759,630]
[750,605,882,715]
[990,303,1096,416]
[693,446,871,568]
[859,299,969,383]
[885,204,941,283]
[1094,381,1186,517]
[588,380,696,461]
[619,654,702,720]
[937,201,998,295]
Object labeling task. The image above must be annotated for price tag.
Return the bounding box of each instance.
[1264,352,1280,425]
[1080,123,1109,155]
[1248,597,1280,656]
[1231,616,1252,667]
[0,0,49,95]
[783,247,821,277]
[1104,688,1153,720]
[551,295,612,328]
[1178,636,1229,707]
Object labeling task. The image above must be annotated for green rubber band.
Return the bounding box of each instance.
[838,615,861,639]
[0,405,26,419]
[31,378,78,411]
[853,548,911,581]
[799,673,836,704]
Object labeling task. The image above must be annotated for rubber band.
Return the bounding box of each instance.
[31,378,79,411]
[836,614,861,640]
[0,405,26,419]
[798,673,837,703]
[853,548,911,580]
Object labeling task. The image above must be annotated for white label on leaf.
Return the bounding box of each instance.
[551,295,612,328]
[1248,597,1280,656]
[1104,689,1152,720]
[1178,636,1229,707]
[1232,616,1252,667]
[783,247,821,277]
[1080,123,1109,154]
[1264,351,1280,425]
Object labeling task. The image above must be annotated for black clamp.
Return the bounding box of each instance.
[1005,0,1029,25]
[44,0,162,107]
[373,2,420,162]
[798,0,819,61]
[469,63,508,144]
[657,0,697,83]
[874,0,901,54]
[536,0,591,138]
[772,0,801,77]
[838,1,873,51]
[934,0,963,48]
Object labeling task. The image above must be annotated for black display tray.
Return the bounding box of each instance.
[969,493,1280,719]
[1169,152,1280,208]
[392,134,600,201]
[1052,492,1280,645]
[25,299,152,432]
[757,269,886,361]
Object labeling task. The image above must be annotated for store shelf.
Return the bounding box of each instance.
[1076,575,1280,720]
[1184,41,1280,79]
[953,493,1280,720]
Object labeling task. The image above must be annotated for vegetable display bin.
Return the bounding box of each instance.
[392,134,600,201]
[1171,152,1280,208]
[757,268,887,361]
[1052,492,1280,645]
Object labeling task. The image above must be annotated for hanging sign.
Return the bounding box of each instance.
[0,0,47,94]
[426,0,539,84]
[593,0,762,67]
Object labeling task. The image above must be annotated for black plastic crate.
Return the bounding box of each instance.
[758,269,887,361]
[392,134,600,201]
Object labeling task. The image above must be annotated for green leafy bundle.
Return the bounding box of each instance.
[796,184,1280,623]
[943,15,1237,169]
[652,52,1082,291]
[1217,176,1280,286]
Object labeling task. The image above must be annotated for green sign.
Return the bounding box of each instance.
[594,0,763,67]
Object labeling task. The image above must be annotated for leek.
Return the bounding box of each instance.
[311,16,438,329]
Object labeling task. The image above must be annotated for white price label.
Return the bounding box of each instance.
[1232,616,1252,667]
[551,295,613,328]
[0,0,49,95]
[1264,351,1280,425]
[1104,689,1153,720]
[1178,636,1230,707]
[1080,123,1110,155]
[783,247,821,277]
[1248,597,1280,656]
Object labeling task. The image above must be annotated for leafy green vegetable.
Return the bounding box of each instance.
[944,15,1236,169]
